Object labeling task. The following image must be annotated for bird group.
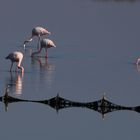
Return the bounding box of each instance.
[6,26,140,74]
[6,26,56,73]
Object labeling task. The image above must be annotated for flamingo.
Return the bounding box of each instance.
[23,26,51,49]
[5,51,24,73]
[31,38,56,58]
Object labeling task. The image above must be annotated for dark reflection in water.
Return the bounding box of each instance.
[5,72,23,96]
[1,87,140,118]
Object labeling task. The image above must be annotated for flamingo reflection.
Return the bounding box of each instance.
[31,57,55,87]
[6,72,23,96]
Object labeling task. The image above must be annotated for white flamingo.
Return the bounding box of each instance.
[31,38,56,58]
[23,26,51,49]
[6,51,24,73]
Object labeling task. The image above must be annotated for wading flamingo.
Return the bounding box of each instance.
[6,51,24,73]
[31,38,56,58]
[23,26,51,49]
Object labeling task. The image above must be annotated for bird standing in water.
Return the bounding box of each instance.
[6,51,24,73]
[31,38,56,58]
[23,26,51,49]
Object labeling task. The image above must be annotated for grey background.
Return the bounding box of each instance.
[0,0,140,139]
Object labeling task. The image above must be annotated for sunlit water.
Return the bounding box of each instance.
[0,0,140,139]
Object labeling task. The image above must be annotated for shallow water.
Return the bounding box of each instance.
[0,0,140,139]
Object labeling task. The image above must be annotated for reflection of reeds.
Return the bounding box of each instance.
[1,92,140,118]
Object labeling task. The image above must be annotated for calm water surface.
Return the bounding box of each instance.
[0,0,140,139]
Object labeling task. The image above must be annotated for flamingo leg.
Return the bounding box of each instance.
[10,62,13,72]
[45,48,48,58]
[15,63,18,72]
[37,35,41,50]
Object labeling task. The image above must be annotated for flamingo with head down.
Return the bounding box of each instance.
[6,51,24,73]
[23,26,51,49]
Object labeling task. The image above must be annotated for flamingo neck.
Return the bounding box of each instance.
[23,36,33,48]
[17,65,24,73]
[17,57,24,73]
